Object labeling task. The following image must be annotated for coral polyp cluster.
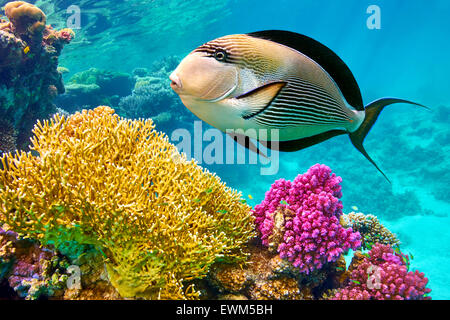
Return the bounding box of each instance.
[333,244,431,300]
[253,164,361,274]
[340,211,400,249]
[0,106,255,299]
[202,238,347,300]
[0,227,69,299]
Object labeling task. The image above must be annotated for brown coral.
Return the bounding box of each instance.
[209,264,250,293]
[267,206,295,253]
[62,249,121,300]
[251,277,310,300]
[4,1,46,37]
[205,239,348,300]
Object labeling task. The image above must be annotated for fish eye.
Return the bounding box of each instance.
[214,49,227,62]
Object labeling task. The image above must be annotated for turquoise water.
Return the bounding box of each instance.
[4,0,449,298]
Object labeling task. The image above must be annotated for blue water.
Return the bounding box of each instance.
[6,0,450,299]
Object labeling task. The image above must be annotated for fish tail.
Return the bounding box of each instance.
[349,98,429,183]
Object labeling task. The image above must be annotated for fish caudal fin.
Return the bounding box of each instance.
[349,98,429,183]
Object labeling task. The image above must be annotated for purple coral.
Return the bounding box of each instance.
[0,228,68,299]
[253,164,361,274]
[333,244,431,300]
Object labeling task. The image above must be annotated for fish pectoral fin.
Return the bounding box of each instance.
[236,81,286,119]
[227,132,268,158]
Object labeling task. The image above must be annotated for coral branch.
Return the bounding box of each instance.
[253,164,361,274]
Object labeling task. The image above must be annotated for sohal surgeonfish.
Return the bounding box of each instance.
[169,30,427,181]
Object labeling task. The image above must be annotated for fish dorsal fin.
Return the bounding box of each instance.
[248,30,364,111]
[237,81,286,119]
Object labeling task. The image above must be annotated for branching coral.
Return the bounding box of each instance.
[252,164,361,274]
[0,106,255,299]
[333,244,431,300]
[340,212,400,249]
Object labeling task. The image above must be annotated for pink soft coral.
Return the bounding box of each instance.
[253,164,361,274]
[333,244,431,300]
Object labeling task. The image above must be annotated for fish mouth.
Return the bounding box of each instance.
[169,73,182,92]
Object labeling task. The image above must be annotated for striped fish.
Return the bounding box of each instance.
[169,30,427,181]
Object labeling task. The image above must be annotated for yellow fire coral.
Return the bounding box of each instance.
[0,106,255,299]
[4,1,46,36]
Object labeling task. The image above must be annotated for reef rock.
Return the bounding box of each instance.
[0,1,73,152]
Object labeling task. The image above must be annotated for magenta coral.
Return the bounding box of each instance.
[253,164,361,274]
[333,244,431,300]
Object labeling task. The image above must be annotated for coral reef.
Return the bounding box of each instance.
[0,119,17,154]
[116,56,196,132]
[253,164,361,274]
[0,1,73,151]
[55,68,135,113]
[55,56,196,134]
[341,212,400,249]
[197,238,346,300]
[0,135,432,300]
[0,226,121,300]
[0,227,69,299]
[54,56,195,135]
[0,106,255,299]
[333,244,431,300]
[4,1,46,38]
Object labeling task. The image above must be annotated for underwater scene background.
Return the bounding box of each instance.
[0,0,448,300]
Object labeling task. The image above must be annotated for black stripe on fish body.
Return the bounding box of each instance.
[248,30,364,110]
[275,94,345,117]
[245,79,352,128]
[278,78,352,119]
[268,90,350,119]
[286,77,340,101]
[252,101,350,125]
[253,111,348,127]
[193,40,250,66]
[273,97,352,121]
[266,102,351,124]
[281,84,338,103]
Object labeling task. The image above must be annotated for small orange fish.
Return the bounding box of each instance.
[23,46,30,54]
